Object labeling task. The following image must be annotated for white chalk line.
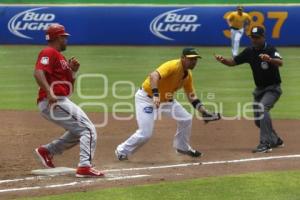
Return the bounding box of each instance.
[105,154,300,172]
[202,154,300,165]
[0,175,56,184]
[0,153,299,193]
[0,174,150,193]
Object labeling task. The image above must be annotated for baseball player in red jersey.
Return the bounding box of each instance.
[34,24,104,178]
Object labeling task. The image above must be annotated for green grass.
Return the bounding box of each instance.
[1,46,299,119]
[2,0,300,4]
[19,170,300,200]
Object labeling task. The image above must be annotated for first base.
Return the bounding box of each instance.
[31,167,76,176]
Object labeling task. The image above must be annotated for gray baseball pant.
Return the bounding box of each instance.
[38,97,97,167]
[252,84,282,145]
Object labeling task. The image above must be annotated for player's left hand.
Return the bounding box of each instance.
[69,56,80,72]
[259,54,272,62]
[202,111,221,124]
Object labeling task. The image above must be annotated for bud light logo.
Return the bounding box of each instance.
[8,7,56,39]
[150,8,201,41]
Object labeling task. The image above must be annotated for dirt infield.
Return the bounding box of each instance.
[0,111,299,199]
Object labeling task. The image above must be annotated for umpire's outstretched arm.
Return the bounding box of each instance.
[214,54,237,67]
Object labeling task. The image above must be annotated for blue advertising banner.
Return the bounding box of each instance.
[0,5,298,45]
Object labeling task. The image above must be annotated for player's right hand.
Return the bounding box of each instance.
[47,91,58,107]
[153,96,160,108]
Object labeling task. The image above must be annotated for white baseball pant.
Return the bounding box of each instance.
[116,89,193,156]
[231,28,244,57]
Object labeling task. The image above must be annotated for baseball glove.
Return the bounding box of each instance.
[202,111,221,123]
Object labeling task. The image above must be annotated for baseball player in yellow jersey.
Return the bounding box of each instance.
[227,6,251,57]
[115,48,220,160]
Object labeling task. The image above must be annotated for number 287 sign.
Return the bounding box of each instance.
[223,11,288,39]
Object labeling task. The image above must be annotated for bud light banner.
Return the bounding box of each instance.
[0,5,298,45]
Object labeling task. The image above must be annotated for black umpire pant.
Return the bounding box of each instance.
[252,84,282,145]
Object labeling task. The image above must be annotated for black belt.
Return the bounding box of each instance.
[140,87,173,102]
[147,94,153,99]
[230,26,240,30]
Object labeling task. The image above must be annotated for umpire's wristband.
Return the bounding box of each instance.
[192,99,203,109]
[152,88,159,97]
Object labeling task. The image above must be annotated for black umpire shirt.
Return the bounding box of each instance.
[234,42,282,88]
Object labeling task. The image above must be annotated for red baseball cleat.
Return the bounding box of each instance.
[35,147,55,168]
[76,166,105,178]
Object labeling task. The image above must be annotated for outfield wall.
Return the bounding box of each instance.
[0,5,298,45]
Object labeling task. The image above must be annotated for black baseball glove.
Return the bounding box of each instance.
[202,111,221,123]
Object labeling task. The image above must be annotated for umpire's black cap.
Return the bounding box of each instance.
[237,6,244,11]
[250,26,265,38]
[182,47,202,58]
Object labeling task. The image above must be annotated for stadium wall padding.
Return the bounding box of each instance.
[0,5,298,45]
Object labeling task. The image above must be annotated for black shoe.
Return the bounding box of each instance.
[115,149,128,161]
[176,149,203,157]
[271,138,284,148]
[252,143,272,153]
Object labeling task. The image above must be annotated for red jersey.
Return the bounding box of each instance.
[35,47,74,103]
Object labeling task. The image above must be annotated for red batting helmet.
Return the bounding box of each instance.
[45,23,70,41]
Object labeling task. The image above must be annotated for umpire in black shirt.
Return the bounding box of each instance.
[215,26,284,153]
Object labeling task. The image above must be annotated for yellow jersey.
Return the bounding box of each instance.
[142,59,194,102]
[227,11,251,29]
